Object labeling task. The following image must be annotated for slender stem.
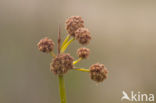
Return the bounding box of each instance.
[58,75,67,103]
[61,38,75,53]
[50,51,56,57]
[61,35,70,49]
[73,58,82,65]
[74,68,90,72]
[57,25,67,103]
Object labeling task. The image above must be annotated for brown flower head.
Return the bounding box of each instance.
[37,37,54,53]
[77,47,90,59]
[75,28,91,45]
[89,63,108,82]
[50,53,74,75]
[65,16,84,37]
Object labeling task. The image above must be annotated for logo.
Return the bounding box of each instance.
[121,91,154,102]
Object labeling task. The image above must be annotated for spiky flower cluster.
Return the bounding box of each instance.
[37,16,108,82]
[75,28,91,45]
[37,37,55,53]
[65,16,91,45]
[50,53,74,75]
[89,63,108,82]
[77,47,90,59]
[65,16,84,37]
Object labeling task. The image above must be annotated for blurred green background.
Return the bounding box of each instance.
[0,0,156,103]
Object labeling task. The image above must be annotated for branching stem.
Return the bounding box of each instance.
[61,35,70,49]
[61,38,75,53]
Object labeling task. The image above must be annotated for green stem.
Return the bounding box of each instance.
[58,75,67,103]
[61,35,70,49]
[74,68,90,72]
[73,58,82,65]
[61,38,75,53]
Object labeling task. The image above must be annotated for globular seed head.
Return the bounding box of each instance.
[89,63,108,82]
[75,28,91,45]
[37,37,55,53]
[50,53,74,75]
[77,47,90,59]
[65,16,84,37]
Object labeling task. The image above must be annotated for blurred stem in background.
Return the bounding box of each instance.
[59,75,67,103]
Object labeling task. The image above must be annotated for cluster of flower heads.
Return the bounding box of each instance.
[37,16,108,82]
[66,16,91,45]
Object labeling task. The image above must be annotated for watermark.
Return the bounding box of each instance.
[121,91,154,102]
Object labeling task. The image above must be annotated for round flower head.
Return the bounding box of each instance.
[50,53,74,75]
[75,28,91,45]
[37,37,54,53]
[89,63,108,82]
[77,47,90,59]
[65,16,84,37]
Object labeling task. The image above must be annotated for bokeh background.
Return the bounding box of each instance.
[0,0,156,103]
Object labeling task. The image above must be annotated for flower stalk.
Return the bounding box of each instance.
[58,75,67,103]
[73,58,82,65]
[74,68,90,72]
[61,35,70,48]
[61,38,75,53]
